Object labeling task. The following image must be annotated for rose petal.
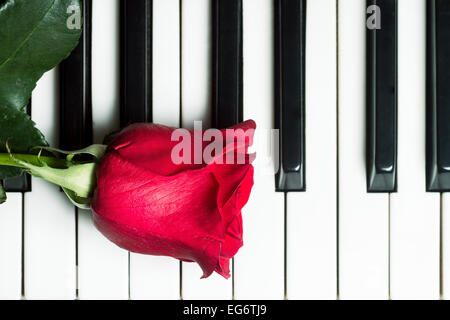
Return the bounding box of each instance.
[91,120,256,278]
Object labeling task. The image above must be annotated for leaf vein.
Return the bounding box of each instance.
[0,0,57,71]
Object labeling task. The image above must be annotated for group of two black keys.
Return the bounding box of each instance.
[2,0,449,195]
[368,0,450,193]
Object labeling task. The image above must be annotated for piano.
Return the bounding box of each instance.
[0,0,449,300]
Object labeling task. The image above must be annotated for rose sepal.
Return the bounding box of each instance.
[62,187,91,210]
[36,144,107,162]
[7,152,97,199]
[0,183,6,204]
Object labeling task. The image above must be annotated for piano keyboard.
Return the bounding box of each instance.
[1,0,450,300]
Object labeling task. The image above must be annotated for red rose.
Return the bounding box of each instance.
[91,120,256,279]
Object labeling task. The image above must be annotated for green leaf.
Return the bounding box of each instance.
[0,183,6,204]
[0,0,82,111]
[0,105,47,178]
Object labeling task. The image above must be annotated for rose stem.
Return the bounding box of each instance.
[0,153,67,169]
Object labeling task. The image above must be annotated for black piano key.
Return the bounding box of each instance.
[366,0,397,193]
[3,102,32,192]
[274,0,306,192]
[60,0,93,150]
[212,0,243,128]
[120,0,152,127]
[427,0,450,192]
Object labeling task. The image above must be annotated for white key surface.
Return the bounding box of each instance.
[390,0,440,300]
[152,0,182,128]
[234,0,285,300]
[180,0,232,300]
[129,0,181,300]
[0,193,22,299]
[338,0,389,300]
[26,69,76,300]
[91,0,121,144]
[180,0,212,131]
[77,0,129,300]
[286,0,337,300]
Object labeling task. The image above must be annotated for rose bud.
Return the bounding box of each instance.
[1,120,255,278]
[90,120,256,279]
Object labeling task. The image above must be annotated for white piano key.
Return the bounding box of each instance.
[152,0,182,127]
[0,193,22,299]
[77,0,129,300]
[234,0,284,300]
[128,0,181,300]
[26,69,76,299]
[183,270,231,301]
[91,0,121,144]
[286,0,337,300]
[130,254,180,300]
[180,0,232,300]
[78,210,128,300]
[390,0,440,299]
[338,0,389,299]
[179,0,211,131]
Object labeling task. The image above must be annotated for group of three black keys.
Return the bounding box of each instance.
[1,0,449,195]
